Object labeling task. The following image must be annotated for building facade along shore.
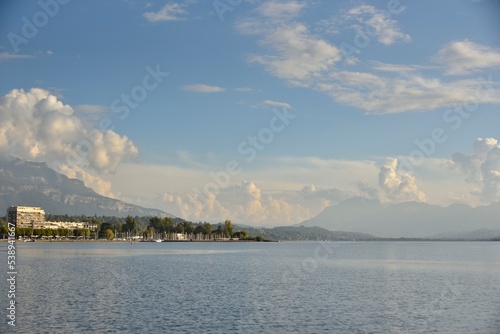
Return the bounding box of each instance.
[6,205,97,231]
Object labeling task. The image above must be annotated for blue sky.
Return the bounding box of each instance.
[1,0,500,225]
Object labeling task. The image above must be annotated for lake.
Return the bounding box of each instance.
[1,241,499,333]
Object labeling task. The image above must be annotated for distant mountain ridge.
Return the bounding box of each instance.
[0,157,173,218]
[299,196,500,238]
[429,228,500,240]
[234,225,376,241]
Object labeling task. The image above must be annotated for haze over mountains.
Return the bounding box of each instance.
[1,157,499,239]
[299,197,500,238]
[0,157,172,218]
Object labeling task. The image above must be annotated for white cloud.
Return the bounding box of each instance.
[102,153,482,224]
[434,40,500,75]
[344,5,411,45]
[299,184,351,203]
[182,84,226,93]
[370,61,434,73]
[247,23,341,81]
[237,3,342,83]
[103,155,385,225]
[319,70,500,114]
[238,4,500,114]
[451,137,500,202]
[73,105,110,126]
[143,2,188,22]
[378,157,426,202]
[356,181,379,200]
[262,99,292,109]
[0,52,33,61]
[258,1,305,19]
[60,165,115,198]
[162,181,319,225]
[0,88,138,196]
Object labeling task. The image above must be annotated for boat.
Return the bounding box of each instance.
[144,238,162,242]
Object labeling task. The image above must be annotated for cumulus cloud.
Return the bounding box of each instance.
[299,184,350,203]
[163,181,318,225]
[434,40,500,75]
[182,84,226,93]
[59,165,115,198]
[143,2,189,22]
[0,88,138,196]
[451,137,500,202]
[378,157,426,202]
[344,5,411,45]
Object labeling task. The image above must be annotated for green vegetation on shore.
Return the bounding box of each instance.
[0,215,273,241]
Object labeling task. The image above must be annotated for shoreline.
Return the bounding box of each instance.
[0,239,276,243]
[0,238,497,243]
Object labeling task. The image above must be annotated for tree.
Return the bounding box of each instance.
[99,222,113,239]
[123,216,137,234]
[74,228,89,238]
[233,231,248,240]
[224,220,233,238]
[148,217,161,231]
[148,217,173,233]
[0,219,8,238]
[202,223,212,236]
[183,221,194,234]
[215,225,223,237]
[194,224,204,235]
[175,224,184,234]
[104,229,114,240]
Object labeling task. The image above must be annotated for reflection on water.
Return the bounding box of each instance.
[0,241,499,333]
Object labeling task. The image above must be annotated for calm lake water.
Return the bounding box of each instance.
[1,241,499,333]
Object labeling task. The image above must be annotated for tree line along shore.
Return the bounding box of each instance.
[0,215,272,242]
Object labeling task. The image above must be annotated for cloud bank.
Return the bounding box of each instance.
[379,157,427,202]
[237,1,500,114]
[452,137,500,202]
[163,181,317,226]
[0,88,138,196]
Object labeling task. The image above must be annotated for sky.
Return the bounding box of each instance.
[1,0,500,226]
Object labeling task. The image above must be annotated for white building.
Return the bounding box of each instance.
[6,205,97,231]
[41,221,98,231]
[7,206,45,228]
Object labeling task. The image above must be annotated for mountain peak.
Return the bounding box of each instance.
[300,197,500,238]
[0,156,174,218]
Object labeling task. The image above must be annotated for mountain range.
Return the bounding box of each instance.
[299,197,500,238]
[0,157,173,218]
[2,157,499,239]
